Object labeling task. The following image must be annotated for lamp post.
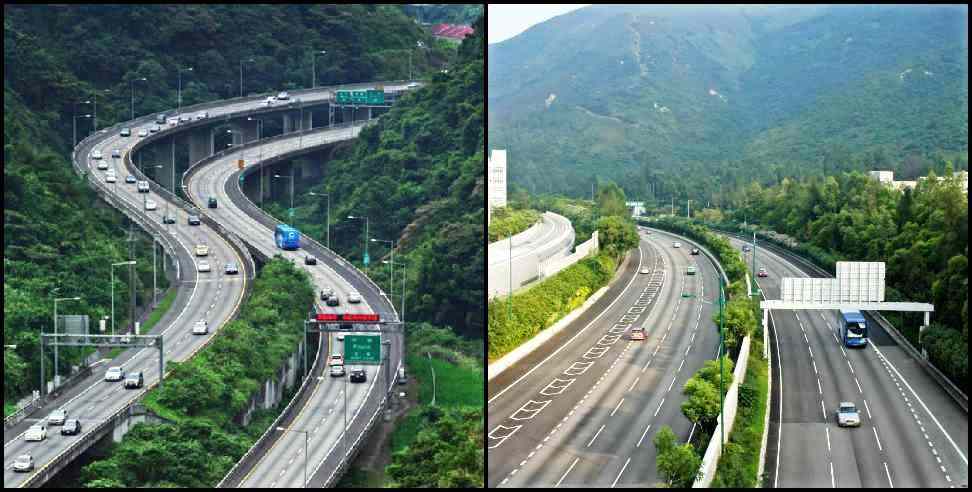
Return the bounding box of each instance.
[274,173,295,220]
[130,77,147,120]
[73,113,92,148]
[52,295,81,389]
[240,58,255,98]
[92,89,110,131]
[347,215,369,275]
[111,261,137,336]
[275,427,309,488]
[308,191,330,249]
[371,238,394,292]
[248,117,266,206]
[312,49,326,88]
[178,66,193,112]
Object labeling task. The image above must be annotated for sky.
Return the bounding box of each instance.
[487,4,590,45]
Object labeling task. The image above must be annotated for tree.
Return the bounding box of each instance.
[596,181,629,218]
[654,426,702,487]
[596,215,639,257]
[681,377,721,428]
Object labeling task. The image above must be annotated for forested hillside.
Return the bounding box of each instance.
[401,4,483,25]
[487,5,968,202]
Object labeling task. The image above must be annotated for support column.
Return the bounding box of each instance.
[231,120,260,143]
[283,113,294,133]
[368,107,372,120]
[302,110,313,131]
[187,127,214,166]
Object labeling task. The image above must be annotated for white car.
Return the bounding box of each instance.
[640,267,650,274]
[265,96,276,106]
[106,173,117,183]
[91,150,103,160]
[167,118,179,126]
[277,91,289,100]
[179,115,191,122]
[105,366,124,381]
[137,128,148,137]
[195,111,208,120]
[673,242,681,248]
[330,364,345,377]
[192,320,208,335]
[137,180,150,193]
[195,244,209,256]
[348,292,362,303]
[97,160,109,170]
[24,424,47,442]
[407,82,419,89]
[144,199,157,211]
[150,125,161,133]
[329,353,343,366]
[836,402,861,427]
[197,260,211,272]
[12,455,33,472]
[47,408,67,426]
[111,148,122,158]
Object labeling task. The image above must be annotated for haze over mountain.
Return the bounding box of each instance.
[487,4,968,202]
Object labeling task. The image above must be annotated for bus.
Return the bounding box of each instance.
[838,309,868,347]
[275,224,301,250]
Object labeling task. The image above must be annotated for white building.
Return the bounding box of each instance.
[488,149,507,225]
[870,169,967,194]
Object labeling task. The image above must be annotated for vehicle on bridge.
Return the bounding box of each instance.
[838,309,868,347]
[12,455,34,472]
[274,224,301,250]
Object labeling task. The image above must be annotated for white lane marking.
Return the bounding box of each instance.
[825,427,831,452]
[653,398,665,417]
[556,457,580,488]
[587,424,606,447]
[610,398,624,417]
[884,462,894,488]
[636,424,652,447]
[830,461,835,487]
[627,377,640,392]
[872,427,883,451]
[611,457,631,488]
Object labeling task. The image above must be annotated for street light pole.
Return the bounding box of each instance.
[111,261,136,336]
[130,77,147,121]
[312,49,326,88]
[178,67,193,113]
[73,114,92,148]
[240,58,255,98]
[347,215,369,275]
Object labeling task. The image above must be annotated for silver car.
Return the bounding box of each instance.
[47,408,67,426]
[12,455,33,472]
[348,292,362,303]
[330,364,345,377]
[105,366,124,381]
[836,402,861,427]
[25,424,47,442]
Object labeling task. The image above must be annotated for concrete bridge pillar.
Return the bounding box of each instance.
[187,127,214,166]
[229,119,260,143]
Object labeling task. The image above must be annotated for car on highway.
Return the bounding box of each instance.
[137,128,148,137]
[195,244,209,256]
[162,215,176,224]
[265,96,276,106]
[348,291,362,303]
[319,287,334,301]
[105,366,124,382]
[155,113,167,124]
[208,196,217,208]
[277,91,289,100]
[398,367,407,385]
[326,295,340,307]
[120,128,131,137]
[25,423,47,442]
[106,173,117,183]
[137,180,150,193]
[757,268,768,278]
[836,402,861,427]
[349,368,367,383]
[629,327,646,341]
[691,248,700,255]
[144,199,158,211]
[91,149,103,160]
[742,245,751,252]
[150,124,161,133]
[225,262,239,275]
[330,364,345,377]
[168,118,179,126]
[187,214,201,225]
[407,82,419,89]
[304,255,317,265]
[640,267,650,274]
[192,319,208,335]
[12,454,34,472]
[47,408,67,425]
[125,174,137,184]
[197,260,211,272]
[97,160,109,170]
[686,266,697,275]
[195,111,209,120]
[124,371,144,389]
[60,419,81,436]
[112,148,122,158]
[329,353,343,366]
[673,242,681,248]
[337,333,345,342]
[179,114,191,123]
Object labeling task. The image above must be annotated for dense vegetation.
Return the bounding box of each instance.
[719,168,968,389]
[488,5,968,203]
[401,4,483,25]
[78,257,314,487]
[487,207,541,242]
[267,15,484,340]
[710,345,769,487]
[3,87,169,403]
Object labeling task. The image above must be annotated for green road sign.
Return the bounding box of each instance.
[345,334,380,364]
[336,91,351,104]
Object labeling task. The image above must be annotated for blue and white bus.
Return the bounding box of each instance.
[838,309,868,347]
[275,224,301,250]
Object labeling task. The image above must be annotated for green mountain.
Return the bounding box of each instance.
[488,5,968,202]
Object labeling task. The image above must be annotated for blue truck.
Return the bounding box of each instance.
[275,224,301,250]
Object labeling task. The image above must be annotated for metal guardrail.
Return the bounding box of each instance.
[714,228,968,413]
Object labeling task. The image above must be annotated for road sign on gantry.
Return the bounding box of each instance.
[781,261,885,303]
[345,333,380,364]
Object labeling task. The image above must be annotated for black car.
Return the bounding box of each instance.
[208,197,218,208]
[326,296,340,307]
[305,255,317,265]
[690,248,700,255]
[349,368,367,383]
[187,214,201,226]
[162,215,176,224]
[60,419,81,436]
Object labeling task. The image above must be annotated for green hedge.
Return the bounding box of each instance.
[488,207,542,242]
[487,254,617,361]
[923,324,969,391]
[711,340,769,487]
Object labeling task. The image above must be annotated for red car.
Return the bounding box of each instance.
[757,268,769,278]
[630,328,646,341]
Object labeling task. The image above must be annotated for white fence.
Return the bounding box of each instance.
[539,230,598,279]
